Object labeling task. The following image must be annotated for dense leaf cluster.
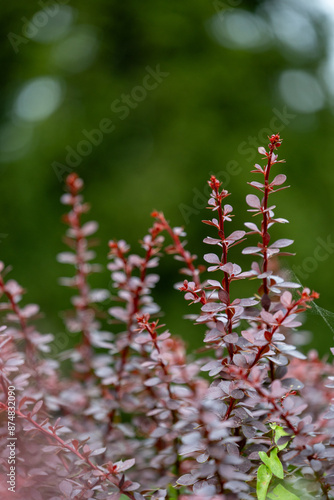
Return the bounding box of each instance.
[0,135,333,499]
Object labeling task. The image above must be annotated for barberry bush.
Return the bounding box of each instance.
[0,134,334,500]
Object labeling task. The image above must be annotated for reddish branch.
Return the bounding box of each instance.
[63,173,93,350]
[151,211,204,292]
[109,231,162,404]
[261,137,280,298]
[248,289,319,373]
[207,177,234,357]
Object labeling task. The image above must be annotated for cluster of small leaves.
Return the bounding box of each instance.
[0,135,334,500]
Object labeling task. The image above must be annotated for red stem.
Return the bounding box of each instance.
[212,184,234,359]
[261,143,276,300]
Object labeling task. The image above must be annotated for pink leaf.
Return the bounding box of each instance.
[57,252,77,264]
[270,380,285,398]
[31,400,43,416]
[270,239,294,248]
[81,221,98,236]
[207,279,222,289]
[108,307,129,321]
[115,458,135,472]
[204,253,220,264]
[59,480,73,497]
[233,354,247,367]
[261,311,274,324]
[135,335,150,344]
[253,163,264,172]
[20,304,40,318]
[224,333,239,344]
[281,291,292,308]
[241,330,254,343]
[271,174,286,186]
[244,222,260,232]
[204,329,222,342]
[246,194,261,209]
[203,237,221,245]
[144,377,161,387]
[249,181,264,189]
[242,246,262,255]
[220,263,234,275]
[218,289,229,304]
[177,474,197,486]
[227,230,246,242]
[231,264,242,275]
[201,303,225,313]
[90,447,107,456]
[158,331,171,340]
[238,298,259,306]
[272,217,289,224]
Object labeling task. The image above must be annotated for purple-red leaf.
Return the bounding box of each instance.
[218,289,229,304]
[59,480,73,497]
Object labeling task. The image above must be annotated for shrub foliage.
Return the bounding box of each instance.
[0,134,334,499]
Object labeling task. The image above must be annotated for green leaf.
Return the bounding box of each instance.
[270,423,290,451]
[259,448,284,479]
[267,483,300,500]
[257,464,272,500]
[168,485,180,500]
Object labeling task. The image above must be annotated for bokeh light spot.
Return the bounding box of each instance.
[279,70,325,113]
[51,26,99,73]
[210,9,270,51]
[0,122,33,162]
[25,6,74,43]
[14,77,64,122]
[261,3,318,58]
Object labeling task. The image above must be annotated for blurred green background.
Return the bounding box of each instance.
[1,0,334,354]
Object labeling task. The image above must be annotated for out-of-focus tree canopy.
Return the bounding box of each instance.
[1,0,334,353]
